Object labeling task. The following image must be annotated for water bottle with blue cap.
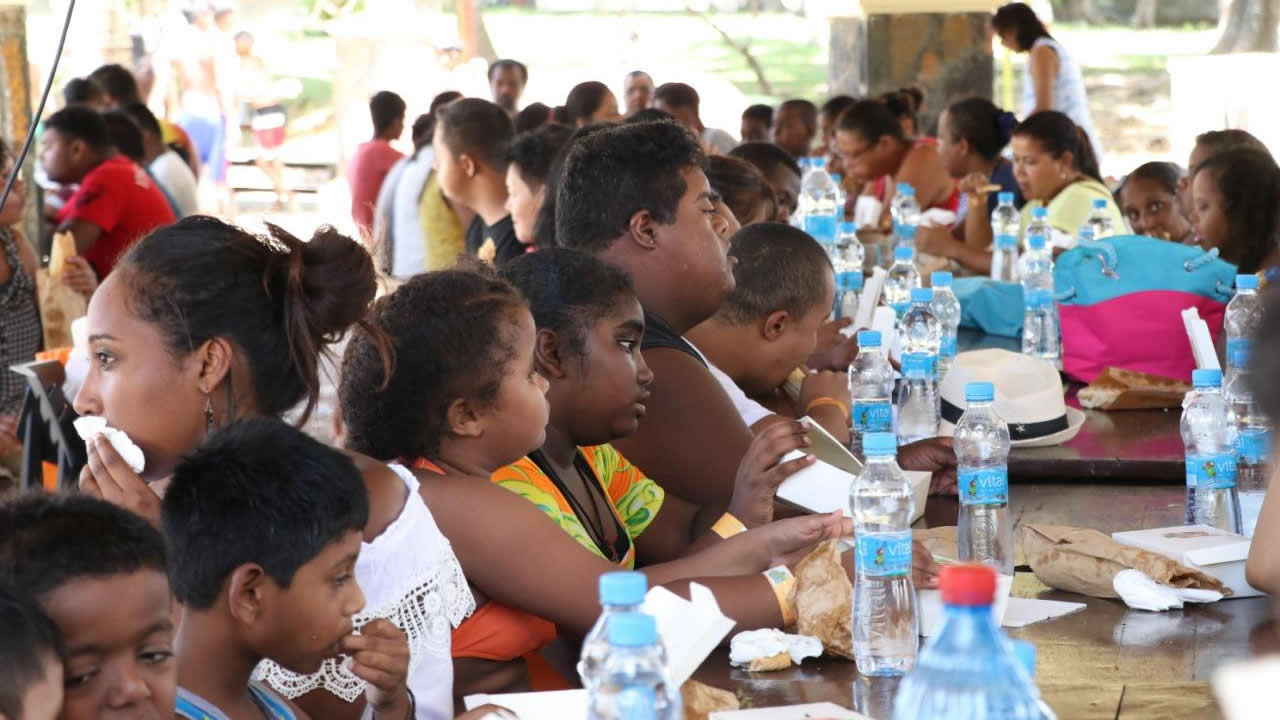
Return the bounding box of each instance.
[579,571,655,690]
[896,352,939,445]
[851,432,918,676]
[1225,275,1270,537]
[885,246,921,321]
[1086,197,1114,239]
[955,382,1014,575]
[930,272,961,378]
[1018,233,1058,361]
[588,612,680,720]
[991,191,1020,281]
[891,183,920,254]
[1025,205,1050,252]
[1181,369,1241,532]
[901,287,941,375]
[798,156,840,246]
[849,330,894,456]
[833,220,864,320]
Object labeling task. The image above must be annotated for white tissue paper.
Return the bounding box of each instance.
[918,208,957,228]
[1112,568,1223,611]
[854,196,882,229]
[728,629,823,668]
[1182,307,1221,371]
[73,416,146,473]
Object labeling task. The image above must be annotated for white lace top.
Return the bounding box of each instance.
[254,463,475,720]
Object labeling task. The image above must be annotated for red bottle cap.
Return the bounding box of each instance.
[940,564,998,606]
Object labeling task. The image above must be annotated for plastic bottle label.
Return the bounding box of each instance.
[995,233,1018,250]
[939,334,957,359]
[853,401,893,433]
[1023,289,1053,310]
[856,530,912,578]
[1237,428,1271,465]
[1227,338,1251,369]
[615,685,657,720]
[805,214,837,244]
[958,466,1009,506]
[1186,453,1237,490]
[837,271,863,291]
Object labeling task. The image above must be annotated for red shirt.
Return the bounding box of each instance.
[58,155,177,278]
[347,140,404,239]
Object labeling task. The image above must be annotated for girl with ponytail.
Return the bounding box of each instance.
[73,215,485,720]
[918,97,1026,274]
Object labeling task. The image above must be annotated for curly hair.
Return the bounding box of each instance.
[339,270,527,460]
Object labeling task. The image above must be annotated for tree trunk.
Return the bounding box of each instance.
[1132,0,1157,28]
[1213,0,1280,53]
[1060,0,1104,23]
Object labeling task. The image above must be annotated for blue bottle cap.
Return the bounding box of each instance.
[1032,207,1048,219]
[1192,368,1222,388]
[910,287,933,303]
[1078,226,1095,242]
[1092,198,1107,209]
[839,221,857,234]
[862,432,897,456]
[797,157,811,170]
[1028,234,1047,250]
[998,191,1014,204]
[902,352,933,376]
[831,173,844,183]
[965,382,995,403]
[857,330,882,347]
[1237,274,1259,291]
[599,571,647,606]
[894,246,914,262]
[1010,639,1037,678]
[931,271,953,287]
[607,612,657,648]
[810,156,826,170]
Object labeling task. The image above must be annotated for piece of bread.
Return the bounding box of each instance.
[1078,367,1191,410]
[48,231,75,278]
[745,651,792,672]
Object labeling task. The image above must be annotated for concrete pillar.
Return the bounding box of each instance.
[829,0,996,135]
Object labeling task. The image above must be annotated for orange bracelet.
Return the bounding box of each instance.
[805,396,850,419]
[764,565,798,627]
[711,513,748,539]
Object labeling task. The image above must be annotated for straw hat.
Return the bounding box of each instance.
[938,349,1085,448]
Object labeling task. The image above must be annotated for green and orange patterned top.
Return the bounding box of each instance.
[490,444,665,569]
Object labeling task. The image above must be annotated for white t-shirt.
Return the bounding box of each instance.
[149,150,199,218]
[686,339,772,428]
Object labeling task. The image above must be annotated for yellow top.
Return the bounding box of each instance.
[420,173,466,271]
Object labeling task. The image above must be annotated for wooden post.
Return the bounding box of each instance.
[0,4,36,250]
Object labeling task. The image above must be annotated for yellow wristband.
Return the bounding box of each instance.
[805,396,849,419]
[764,565,798,627]
[711,513,747,539]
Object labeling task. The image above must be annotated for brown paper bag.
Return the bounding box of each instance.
[36,267,86,350]
[680,679,739,720]
[1078,367,1191,411]
[1017,524,1230,598]
[790,539,854,660]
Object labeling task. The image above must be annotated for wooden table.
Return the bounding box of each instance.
[955,329,1184,484]
[694,483,1270,719]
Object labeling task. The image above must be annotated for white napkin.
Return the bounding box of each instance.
[1112,568,1223,611]
[918,208,957,228]
[854,196,882,229]
[72,416,146,473]
[728,629,823,668]
[1182,307,1220,371]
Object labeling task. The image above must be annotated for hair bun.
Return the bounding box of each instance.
[270,224,377,342]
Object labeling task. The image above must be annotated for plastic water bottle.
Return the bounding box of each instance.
[893,565,1041,720]
[990,192,1021,281]
[1018,234,1059,361]
[1025,206,1050,252]
[831,172,847,221]
[851,432,918,677]
[884,246,921,321]
[833,221,864,321]
[1227,361,1270,538]
[930,272,961,379]
[954,382,1014,576]
[579,571,651,690]
[1225,273,1263,388]
[901,287,941,369]
[588,613,681,720]
[896,352,939,445]
[1086,198,1114,239]
[799,156,840,247]
[891,183,921,251]
[1180,369,1242,533]
[849,330,895,457]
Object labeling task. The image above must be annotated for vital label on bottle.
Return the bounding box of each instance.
[856,531,912,578]
[853,402,893,433]
[958,467,1009,506]
[1186,453,1237,490]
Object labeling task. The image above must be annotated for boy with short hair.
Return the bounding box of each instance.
[0,492,177,720]
[740,104,772,144]
[772,99,818,161]
[349,90,407,241]
[161,418,412,720]
[687,222,851,445]
[434,98,520,266]
[728,142,803,222]
[0,586,63,720]
[653,82,737,155]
